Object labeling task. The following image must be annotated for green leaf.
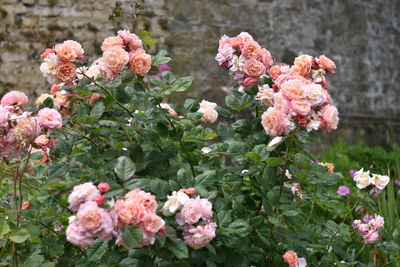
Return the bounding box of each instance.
[0,221,10,237]
[87,240,108,262]
[123,226,143,249]
[79,77,92,87]
[170,76,193,92]
[166,239,189,259]
[266,157,285,167]
[217,122,234,140]
[184,99,199,113]
[9,228,30,243]
[296,130,311,143]
[47,163,68,178]
[114,156,136,180]
[152,50,171,65]
[30,152,43,162]
[215,106,233,119]
[227,219,251,237]
[118,258,139,266]
[281,210,300,217]
[150,179,170,198]
[90,101,105,119]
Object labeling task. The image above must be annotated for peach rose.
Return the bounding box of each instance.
[283,250,298,267]
[21,201,31,209]
[317,55,336,73]
[56,62,77,82]
[261,107,290,136]
[54,91,70,109]
[41,48,56,59]
[68,182,100,212]
[55,41,78,62]
[88,93,105,104]
[141,213,165,234]
[243,59,266,77]
[31,147,49,165]
[35,94,53,106]
[290,100,311,117]
[117,30,143,51]
[281,79,307,101]
[115,198,146,225]
[232,32,254,49]
[274,72,309,88]
[101,36,124,52]
[103,46,129,72]
[12,115,41,144]
[124,188,158,213]
[1,91,28,107]
[34,135,49,146]
[76,201,103,232]
[242,41,261,59]
[273,93,290,114]
[319,162,334,173]
[50,83,61,95]
[320,105,339,132]
[291,54,313,77]
[64,40,84,59]
[129,49,152,75]
[257,48,274,67]
[256,84,275,106]
[242,76,260,88]
[184,222,217,249]
[268,64,289,80]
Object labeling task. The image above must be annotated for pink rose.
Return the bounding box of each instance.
[198,100,218,123]
[303,84,326,106]
[242,41,261,59]
[257,48,274,67]
[93,195,105,206]
[129,49,152,75]
[124,189,158,213]
[12,115,41,144]
[117,30,143,51]
[280,80,307,101]
[68,182,101,212]
[103,46,129,72]
[115,198,146,225]
[320,105,339,132]
[261,107,290,136]
[41,48,56,59]
[0,105,10,127]
[63,40,84,60]
[283,250,298,267]
[274,72,309,88]
[141,213,165,234]
[56,62,77,82]
[31,147,49,165]
[184,222,217,249]
[371,214,385,229]
[179,199,202,225]
[363,230,380,243]
[76,201,104,232]
[37,108,62,129]
[54,40,83,62]
[218,34,232,49]
[273,93,290,114]
[232,32,254,49]
[268,64,289,80]
[1,91,28,106]
[291,54,313,77]
[242,76,260,88]
[34,135,49,146]
[317,55,336,73]
[54,91,70,109]
[66,216,93,248]
[101,36,124,52]
[290,100,311,117]
[243,59,266,77]
[97,182,110,193]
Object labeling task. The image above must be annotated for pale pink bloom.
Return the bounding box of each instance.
[54,42,78,62]
[162,190,190,213]
[95,58,119,80]
[37,108,62,130]
[261,107,290,136]
[322,89,333,105]
[66,216,93,248]
[273,93,291,114]
[50,83,61,95]
[371,214,385,229]
[12,114,41,145]
[353,168,372,189]
[34,135,49,146]
[256,84,275,106]
[242,41,261,59]
[129,48,152,75]
[283,250,298,267]
[140,230,156,247]
[35,94,53,106]
[160,103,179,116]
[371,174,390,190]
[280,80,307,101]
[243,59,266,77]
[103,46,129,72]
[229,55,244,73]
[101,36,124,52]
[141,213,165,234]
[115,198,146,225]
[98,182,110,193]
[291,54,313,77]
[68,182,101,212]
[56,62,77,82]
[297,258,307,267]
[63,40,84,60]
[215,44,235,66]
[218,34,232,49]
[320,105,339,132]
[363,230,380,243]
[198,100,218,123]
[257,48,274,67]
[290,100,311,117]
[117,30,143,51]
[274,72,310,88]
[0,105,10,127]
[303,84,326,106]
[352,220,362,229]
[1,91,28,106]
[54,90,70,109]
[184,222,217,249]
[232,32,254,49]
[268,64,290,80]
[242,76,260,88]
[178,197,212,225]
[317,55,336,73]
[124,188,158,213]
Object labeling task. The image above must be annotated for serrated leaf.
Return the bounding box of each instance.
[166,239,189,259]
[215,106,233,118]
[150,179,170,198]
[9,228,30,243]
[0,221,10,237]
[90,101,105,119]
[217,122,234,140]
[170,76,193,92]
[114,156,136,180]
[123,226,143,249]
[266,157,285,167]
[118,257,139,266]
[184,99,199,113]
[87,240,108,262]
[296,130,311,143]
[48,163,68,178]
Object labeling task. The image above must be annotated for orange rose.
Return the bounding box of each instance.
[129,49,152,75]
[291,54,313,77]
[56,62,77,81]
[283,250,298,266]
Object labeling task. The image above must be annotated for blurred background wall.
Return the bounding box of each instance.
[1,0,399,145]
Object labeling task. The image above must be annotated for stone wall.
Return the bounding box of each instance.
[1,0,399,145]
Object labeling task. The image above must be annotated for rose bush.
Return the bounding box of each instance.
[0,29,399,267]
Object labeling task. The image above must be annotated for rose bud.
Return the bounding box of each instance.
[93,195,105,206]
[97,182,110,193]
[21,201,31,209]
[183,188,196,195]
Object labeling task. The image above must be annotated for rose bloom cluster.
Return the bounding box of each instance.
[215,32,273,88]
[353,168,390,195]
[257,54,338,136]
[40,40,84,84]
[66,183,165,248]
[352,214,385,243]
[0,91,62,160]
[282,250,307,267]
[163,189,217,249]
[82,30,151,81]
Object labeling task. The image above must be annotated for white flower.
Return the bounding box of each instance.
[198,100,218,123]
[371,174,390,190]
[353,168,372,189]
[162,190,190,213]
[229,55,245,72]
[241,169,249,175]
[40,53,59,83]
[306,119,321,132]
[201,147,212,154]
[255,84,275,106]
[267,136,285,151]
[285,170,292,179]
[297,257,307,267]
[215,44,235,66]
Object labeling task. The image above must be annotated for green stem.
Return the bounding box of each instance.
[383,256,400,266]
[305,185,319,225]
